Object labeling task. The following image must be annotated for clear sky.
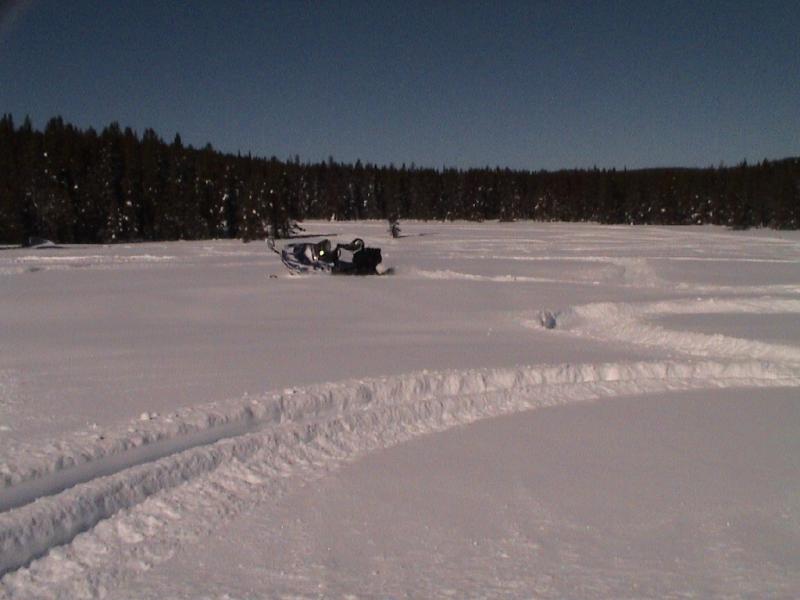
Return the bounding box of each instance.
[1,0,798,170]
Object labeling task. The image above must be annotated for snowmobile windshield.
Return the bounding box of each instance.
[293,244,314,265]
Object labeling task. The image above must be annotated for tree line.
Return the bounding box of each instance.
[1,114,798,245]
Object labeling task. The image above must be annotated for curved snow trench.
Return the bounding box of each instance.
[537,297,800,364]
[2,296,800,597]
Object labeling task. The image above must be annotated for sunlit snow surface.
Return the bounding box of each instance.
[1,222,799,599]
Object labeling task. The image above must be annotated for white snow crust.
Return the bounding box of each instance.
[1,222,799,598]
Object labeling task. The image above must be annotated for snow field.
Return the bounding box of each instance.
[1,222,799,597]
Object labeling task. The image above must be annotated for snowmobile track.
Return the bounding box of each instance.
[2,360,799,591]
[2,288,800,597]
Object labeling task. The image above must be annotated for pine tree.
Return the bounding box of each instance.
[98,123,126,242]
[0,114,21,243]
[18,116,45,244]
[140,128,166,240]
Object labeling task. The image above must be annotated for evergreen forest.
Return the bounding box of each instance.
[1,114,798,245]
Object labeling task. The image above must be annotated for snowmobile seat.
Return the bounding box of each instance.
[333,245,382,275]
[352,247,382,274]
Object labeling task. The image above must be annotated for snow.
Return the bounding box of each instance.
[137,387,799,599]
[0,221,799,598]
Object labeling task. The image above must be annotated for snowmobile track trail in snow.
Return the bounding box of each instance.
[2,359,799,594]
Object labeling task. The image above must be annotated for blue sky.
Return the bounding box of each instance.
[1,0,798,170]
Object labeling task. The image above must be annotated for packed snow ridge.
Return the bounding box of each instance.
[536,297,800,364]
[2,359,799,595]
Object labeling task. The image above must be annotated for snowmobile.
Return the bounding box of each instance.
[270,237,387,275]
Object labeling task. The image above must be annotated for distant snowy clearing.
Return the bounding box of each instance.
[1,222,799,598]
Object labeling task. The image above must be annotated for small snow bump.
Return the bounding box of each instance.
[538,311,559,329]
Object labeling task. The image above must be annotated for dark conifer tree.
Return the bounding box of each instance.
[97,123,126,242]
[0,114,21,243]
[18,116,45,243]
[140,128,167,239]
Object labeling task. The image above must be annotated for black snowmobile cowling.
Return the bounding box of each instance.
[275,238,384,275]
